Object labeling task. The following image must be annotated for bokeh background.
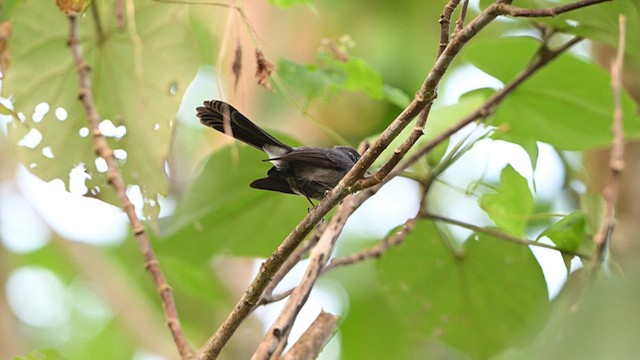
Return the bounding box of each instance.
[2,0,640,359]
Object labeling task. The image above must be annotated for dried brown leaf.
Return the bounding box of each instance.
[255,48,274,91]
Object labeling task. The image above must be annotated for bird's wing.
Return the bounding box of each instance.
[269,148,341,168]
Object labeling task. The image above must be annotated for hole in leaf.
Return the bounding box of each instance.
[42,146,54,159]
[164,161,171,177]
[79,127,89,137]
[565,19,578,27]
[18,128,43,149]
[32,102,50,123]
[69,164,89,195]
[99,119,126,139]
[113,149,127,160]
[95,157,108,173]
[55,107,68,121]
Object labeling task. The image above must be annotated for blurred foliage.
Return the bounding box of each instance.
[2,1,640,360]
[377,221,549,359]
[2,0,197,217]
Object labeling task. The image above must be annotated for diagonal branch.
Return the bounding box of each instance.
[67,14,193,360]
[281,311,339,360]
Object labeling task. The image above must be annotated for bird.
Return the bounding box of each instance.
[196,100,361,204]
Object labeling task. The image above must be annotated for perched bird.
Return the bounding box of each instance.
[196,100,361,204]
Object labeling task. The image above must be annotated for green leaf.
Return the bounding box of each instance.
[158,144,309,261]
[537,211,587,270]
[465,37,640,150]
[383,84,411,108]
[14,349,71,360]
[268,0,313,8]
[518,140,539,173]
[3,0,197,213]
[278,55,410,107]
[337,57,385,99]
[377,220,548,359]
[481,165,534,237]
[278,58,345,101]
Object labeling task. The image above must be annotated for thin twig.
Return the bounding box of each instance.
[438,0,460,59]
[592,14,626,267]
[66,14,193,360]
[498,0,611,17]
[251,195,356,359]
[454,0,470,36]
[323,210,591,277]
[324,218,417,272]
[425,214,591,259]
[198,1,609,358]
[281,311,339,360]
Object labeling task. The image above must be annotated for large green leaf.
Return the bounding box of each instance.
[377,220,548,359]
[158,144,310,261]
[464,37,640,150]
[3,0,198,212]
[480,164,534,237]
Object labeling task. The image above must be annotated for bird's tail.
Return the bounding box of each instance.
[196,100,291,152]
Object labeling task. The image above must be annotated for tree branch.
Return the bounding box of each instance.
[497,0,611,18]
[438,0,460,59]
[454,0,470,36]
[592,14,626,267]
[281,311,339,360]
[424,214,591,259]
[324,217,417,272]
[67,14,193,360]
